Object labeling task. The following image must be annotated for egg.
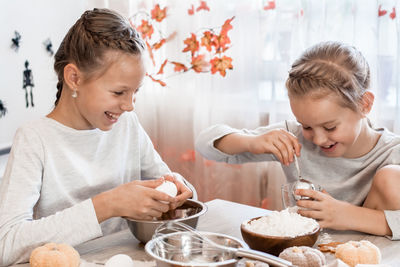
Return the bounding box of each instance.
[156,180,178,197]
[105,254,134,267]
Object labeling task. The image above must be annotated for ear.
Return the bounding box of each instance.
[360,91,374,115]
[63,63,82,91]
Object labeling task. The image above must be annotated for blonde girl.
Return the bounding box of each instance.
[196,41,400,239]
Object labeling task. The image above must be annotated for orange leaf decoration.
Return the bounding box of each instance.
[390,7,396,19]
[151,4,167,22]
[220,16,235,36]
[201,31,216,52]
[146,73,167,87]
[145,41,155,66]
[171,62,189,72]
[153,38,166,50]
[191,55,210,73]
[182,33,200,56]
[196,1,210,12]
[188,4,195,15]
[263,0,276,10]
[378,5,387,17]
[210,56,233,77]
[157,59,168,75]
[137,20,154,39]
[213,34,231,52]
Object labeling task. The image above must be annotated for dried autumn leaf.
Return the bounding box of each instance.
[263,0,276,10]
[201,31,216,52]
[378,5,387,16]
[196,1,210,12]
[220,16,235,36]
[157,59,168,75]
[210,56,233,77]
[191,55,210,73]
[146,73,167,87]
[151,4,167,22]
[137,20,154,39]
[145,40,155,66]
[213,34,231,52]
[182,33,199,56]
[153,39,166,50]
[188,4,195,15]
[389,7,396,19]
[171,62,189,72]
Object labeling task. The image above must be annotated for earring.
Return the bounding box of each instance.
[72,89,77,98]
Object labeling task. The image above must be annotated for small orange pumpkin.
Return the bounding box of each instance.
[29,243,80,267]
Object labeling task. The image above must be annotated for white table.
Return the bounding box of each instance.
[12,199,400,266]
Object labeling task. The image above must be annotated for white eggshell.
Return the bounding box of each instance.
[156,181,178,197]
[105,254,134,267]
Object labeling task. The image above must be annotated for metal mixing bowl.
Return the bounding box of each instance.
[145,231,247,267]
[126,199,207,243]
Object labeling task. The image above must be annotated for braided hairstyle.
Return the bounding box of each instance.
[286,41,370,112]
[53,8,145,106]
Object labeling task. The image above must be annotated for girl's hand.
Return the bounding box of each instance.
[94,178,176,222]
[247,129,301,166]
[295,189,352,230]
[162,173,193,210]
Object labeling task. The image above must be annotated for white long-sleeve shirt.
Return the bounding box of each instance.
[0,112,195,266]
[195,120,400,240]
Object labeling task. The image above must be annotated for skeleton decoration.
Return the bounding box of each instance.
[23,60,34,108]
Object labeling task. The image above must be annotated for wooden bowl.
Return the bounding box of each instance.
[240,216,320,256]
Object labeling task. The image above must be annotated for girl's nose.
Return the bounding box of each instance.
[312,131,328,146]
[121,96,134,112]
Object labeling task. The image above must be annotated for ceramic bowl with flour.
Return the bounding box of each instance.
[240,208,320,256]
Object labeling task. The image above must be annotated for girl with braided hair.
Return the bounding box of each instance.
[0,8,195,265]
[196,41,400,239]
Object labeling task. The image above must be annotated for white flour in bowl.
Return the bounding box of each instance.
[243,208,319,238]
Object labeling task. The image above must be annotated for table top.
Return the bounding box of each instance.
[13,199,400,266]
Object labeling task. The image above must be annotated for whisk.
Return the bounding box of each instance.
[149,221,294,267]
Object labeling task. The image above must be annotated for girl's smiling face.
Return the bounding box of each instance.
[73,52,145,131]
[290,93,368,158]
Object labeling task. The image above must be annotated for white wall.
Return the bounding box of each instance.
[0,0,89,149]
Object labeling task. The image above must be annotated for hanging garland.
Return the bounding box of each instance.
[130,1,235,87]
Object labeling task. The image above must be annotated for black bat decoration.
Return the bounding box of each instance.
[11,31,21,52]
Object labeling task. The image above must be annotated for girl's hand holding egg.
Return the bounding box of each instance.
[155,180,178,198]
[160,173,193,209]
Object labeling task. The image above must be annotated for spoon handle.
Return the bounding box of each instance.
[285,120,301,180]
[293,154,301,179]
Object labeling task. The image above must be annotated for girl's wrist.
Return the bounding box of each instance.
[92,190,115,223]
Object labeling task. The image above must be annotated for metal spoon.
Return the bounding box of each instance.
[291,178,316,200]
[284,120,316,200]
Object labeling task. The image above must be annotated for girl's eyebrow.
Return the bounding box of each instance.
[297,119,336,127]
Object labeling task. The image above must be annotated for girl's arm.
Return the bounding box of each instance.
[195,122,301,165]
[296,189,392,236]
[0,128,102,265]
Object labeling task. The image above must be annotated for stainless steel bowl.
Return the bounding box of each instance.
[145,231,246,267]
[126,199,207,243]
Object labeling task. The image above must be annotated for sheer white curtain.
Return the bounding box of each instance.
[89,0,400,208]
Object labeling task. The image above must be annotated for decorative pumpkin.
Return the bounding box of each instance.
[279,246,326,267]
[335,240,381,267]
[29,243,80,267]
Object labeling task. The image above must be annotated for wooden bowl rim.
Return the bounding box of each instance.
[240,215,320,240]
